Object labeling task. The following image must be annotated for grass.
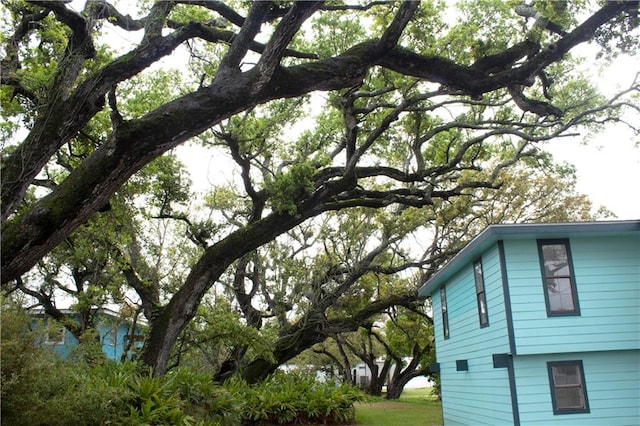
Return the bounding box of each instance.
[354,388,442,426]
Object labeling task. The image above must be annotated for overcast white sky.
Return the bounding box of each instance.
[542,52,639,221]
[544,131,638,220]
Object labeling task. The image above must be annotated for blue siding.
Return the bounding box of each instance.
[513,350,640,425]
[49,327,79,359]
[97,321,143,361]
[434,245,514,425]
[422,222,640,426]
[504,234,640,355]
[37,315,144,361]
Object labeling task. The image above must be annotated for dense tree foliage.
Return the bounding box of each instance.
[2,0,638,378]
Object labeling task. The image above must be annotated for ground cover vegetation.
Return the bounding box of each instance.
[1,300,365,425]
[1,0,638,421]
[355,398,443,426]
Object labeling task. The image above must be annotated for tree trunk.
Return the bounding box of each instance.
[366,362,382,396]
[385,341,432,399]
[242,311,328,383]
[240,292,418,383]
[385,369,428,400]
[140,211,312,375]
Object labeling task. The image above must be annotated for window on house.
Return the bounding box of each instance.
[105,325,117,346]
[440,287,449,339]
[538,240,580,316]
[45,323,65,345]
[474,259,489,327]
[547,361,590,414]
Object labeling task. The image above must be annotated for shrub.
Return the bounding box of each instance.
[1,301,364,425]
[240,371,365,425]
[168,367,243,425]
[0,302,109,425]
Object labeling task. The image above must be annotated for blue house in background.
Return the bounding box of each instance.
[418,220,640,425]
[31,307,146,361]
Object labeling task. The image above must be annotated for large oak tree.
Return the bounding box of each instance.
[2,0,637,375]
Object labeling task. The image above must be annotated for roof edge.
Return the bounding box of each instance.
[418,219,640,298]
[29,307,148,325]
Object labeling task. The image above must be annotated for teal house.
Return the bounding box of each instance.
[418,220,640,425]
[32,308,146,361]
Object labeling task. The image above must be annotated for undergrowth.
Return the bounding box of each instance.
[1,303,364,425]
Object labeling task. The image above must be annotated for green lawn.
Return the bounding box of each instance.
[354,388,442,426]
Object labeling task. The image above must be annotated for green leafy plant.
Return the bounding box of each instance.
[240,371,365,425]
[266,162,316,215]
[0,299,111,425]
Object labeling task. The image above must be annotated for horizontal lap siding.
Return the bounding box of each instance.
[439,357,513,425]
[57,330,79,359]
[504,235,640,355]
[99,323,135,361]
[513,350,640,425]
[435,244,514,425]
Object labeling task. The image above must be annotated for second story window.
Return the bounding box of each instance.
[538,239,580,316]
[441,287,449,339]
[474,259,489,327]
